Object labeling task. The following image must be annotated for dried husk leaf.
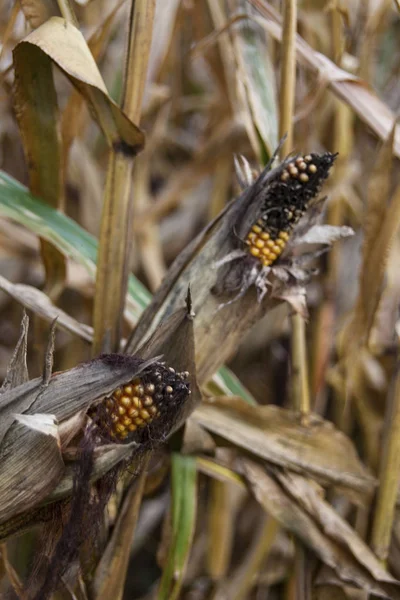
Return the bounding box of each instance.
[193,397,375,502]
[61,0,128,160]
[292,225,354,247]
[239,459,400,599]
[0,414,63,525]
[47,441,140,505]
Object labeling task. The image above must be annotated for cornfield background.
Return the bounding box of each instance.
[1,0,400,598]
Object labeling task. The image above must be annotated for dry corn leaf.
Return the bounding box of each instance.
[239,460,400,598]
[315,565,361,600]
[61,0,128,161]
[0,274,93,342]
[207,0,278,161]
[273,469,396,584]
[369,236,400,353]
[193,397,375,502]
[14,17,144,153]
[336,125,397,360]
[13,42,63,210]
[335,130,400,439]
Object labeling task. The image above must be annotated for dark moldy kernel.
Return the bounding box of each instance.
[244,152,337,268]
[93,363,191,442]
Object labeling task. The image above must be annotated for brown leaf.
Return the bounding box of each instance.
[239,459,399,598]
[273,470,395,583]
[14,18,144,153]
[0,413,63,525]
[193,397,375,502]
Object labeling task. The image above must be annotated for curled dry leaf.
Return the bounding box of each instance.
[193,396,375,503]
[127,149,350,383]
[238,460,400,599]
[13,17,144,155]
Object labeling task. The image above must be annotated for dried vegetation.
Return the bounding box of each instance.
[0,0,400,599]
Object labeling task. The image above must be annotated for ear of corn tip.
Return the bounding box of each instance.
[243,152,335,268]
